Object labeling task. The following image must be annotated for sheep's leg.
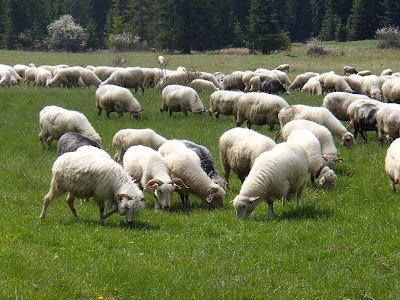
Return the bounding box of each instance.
[97,107,102,116]
[169,111,173,118]
[101,206,118,221]
[267,201,274,219]
[390,178,396,192]
[154,196,161,212]
[360,130,368,142]
[46,136,53,148]
[106,111,111,118]
[39,187,63,220]
[215,112,220,120]
[221,164,231,190]
[66,193,79,219]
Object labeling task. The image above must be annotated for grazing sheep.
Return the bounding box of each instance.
[160,84,205,117]
[271,69,292,85]
[156,71,192,88]
[101,67,147,93]
[242,71,258,92]
[385,138,400,191]
[198,71,223,90]
[344,74,363,94]
[13,64,29,78]
[319,72,353,93]
[159,140,225,208]
[278,104,355,147]
[346,99,385,129]
[382,77,400,103]
[142,67,156,89]
[288,72,319,91]
[112,128,167,162]
[381,69,393,76]
[232,142,308,219]
[75,145,111,159]
[358,70,372,76]
[57,132,103,156]
[275,119,341,169]
[0,64,21,84]
[0,68,11,87]
[95,84,143,120]
[286,129,337,188]
[348,102,381,142]
[275,64,290,72]
[74,66,102,87]
[46,67,81,88]
[208,90,245,120]
[93,66,118,81]
[24,67,37,85]
[39,151,145,225]
[322,92,370,121]
[180,139,225,188]
[34,68,53,87]
[157,56,165,65]
[123,145,188,211]
[258,76,288,94]
[361,75,382,100]
[236,92,289,130]
[219,128,276,189]
[38,105,102,149]
[343,66,358,75]
[222,71,245,91]
[301,76,322,96]
[376,103,400,143]
[213,72,225,86]
[190,78,218,91]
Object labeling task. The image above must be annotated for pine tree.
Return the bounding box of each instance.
[319,0,336,40]
[85,17,99,49]
[247,0,291,54]
[1,0,15,49]
[379,0,400,27]
[347,0,380,40]
[335,17,346,42]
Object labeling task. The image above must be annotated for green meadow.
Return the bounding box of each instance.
[1,41,400,299]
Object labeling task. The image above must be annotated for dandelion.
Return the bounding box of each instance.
[175,235,179,237]
[139,253,144,255]
[54,255,59,259]
[98,297,104,300]
[129,241,133,244]
[95,229,99,232]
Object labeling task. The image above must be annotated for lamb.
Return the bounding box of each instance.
[322,92,370,121]
[385,138,400,191]
[278,104,355,147]
[258,76,288,94]
[101,67,146,93]
[376,103,400,143]
[275,63,290,72]
[343,66,358,75]
[38,105,102,149]
[112,128,167,162]
[160,84,205,117]
[301,76,322,95]
[46,67,81,88]
[348,102,381,142]
[274,119,341,169]
[222,71,245,91]
[57,132,103,156]
[158,140,225,208]
[286,129,337,188]
[236,92,289,130]
[319,72,353,93]
[0,68,11,87]
[232,142,308,219]
[180,140,225,188]
[123,145,188,211]
[382,77,400,103]
[34,68,53,87]
[190,78,218,91]
[95,84,143,120]
[361,75,382,100]
[219,128,276,189]
[39,151,145,225]
[288,72,319,91]
[208,90,245,120]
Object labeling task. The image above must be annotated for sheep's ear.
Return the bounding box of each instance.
[335,157,344,162]
[322,155,328,161]
[318,177,326,185]
[206,194,213,203]
[249,196,259,202]
[395,178,400,184]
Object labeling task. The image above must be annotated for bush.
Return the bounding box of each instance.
[375,25,400,49]
[108,32,148,52]
[306,37,335,57]
[46,14,86,52]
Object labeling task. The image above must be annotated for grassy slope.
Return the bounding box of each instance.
[1,41,400,299]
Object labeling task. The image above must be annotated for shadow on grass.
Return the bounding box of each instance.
[60,217,162,231]
[252,204,332,222]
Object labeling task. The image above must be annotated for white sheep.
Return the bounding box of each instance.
[278,104,355,147]
[343,66,358,75]
[232,142,308,219]
[288,72,319,91]
[376,103,400,143]
[0,68,11,87]
[286,129,337,188]
[222,71,245,91]
[236,92,289,130]
[95,84,143,120]
[123,145,188,211]
[361,75,382,100]
[34,68,53,87]
[301,76,322,96]
[93,66,119,81]
[344,74,363,94]
[13,64,29,78]
[322,92,370,121]
[208,90,245,120]
[190,78,218,91]
[112,128,167,162]
[275,63,290,72]
[219,127,276,189]
[385,138,400,191]
[74,66,102,87]
[198,71,223,90]
[242,71,258,92]
[38,105,102,148]
[381,69,393,76]
[160,84,205,117]
[39,151,145,225]
[357,70,372,76]
[158,140,225,208]
[157,55,165,66]
[46,67,81,88]
[382,77,400,103]
[271,69,292,85]
[274,119,341,169]
[24,67,37,85]
[156,71,190,88]
[0,64,21,84]
[319,72,353,93]
[101,67,147,93]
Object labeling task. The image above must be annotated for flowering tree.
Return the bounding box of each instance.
[47,14,86,52]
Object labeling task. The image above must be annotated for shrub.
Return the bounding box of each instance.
[46,14,86,52]
[375,25,400,49]
[108,32,148,52]
[306,37,335,57]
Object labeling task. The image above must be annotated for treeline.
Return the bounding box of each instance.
[0,0,399,53]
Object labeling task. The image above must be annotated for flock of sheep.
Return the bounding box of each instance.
[3,59,400,225]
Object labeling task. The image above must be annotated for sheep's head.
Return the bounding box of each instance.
[118,194,145,225]
[341,132,355,148]
[232,195,259,218]
[205,186,225,208]
[317,167,337,189]
[130,108,144,120]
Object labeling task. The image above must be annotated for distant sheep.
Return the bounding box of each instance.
[208,90,245,120]
[0,68,11,87]
[112,128,167,162]
[160,85,205,117]
[289,72,319,91]
[39,151,145,225]
[348,102,381,142]
[322,92,370,121]
[358,70,372,76]
[24,67,37,85]
[219,128,276,189]
[232,142,308,219]
[38,105,102,149]
[0,64,21,84]
[46,67,81,88]
[223,71,245,91]
[13,64,29,78]
[236,92,289,130]
[93,66,118,81]
[34,68,53,87]
[385,138,400,191]
[361,75,382,100]
[275,64,290,72]
[190,78,218,91]
[343,66,357,75]
[95,84,143,120]
[301,76,322,95]
[57,132,103,156]
[381,69,393,76]
[376,103,400,143]
[258,76,288,94]
[319,72,353,93]
[271,69,292,86]
[75,67,102,87]
[101,67,147,93]
[344,74,363,94]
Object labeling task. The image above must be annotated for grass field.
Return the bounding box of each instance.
[1,40,400,299]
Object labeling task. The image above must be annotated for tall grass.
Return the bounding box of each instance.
[1,41,400,299]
